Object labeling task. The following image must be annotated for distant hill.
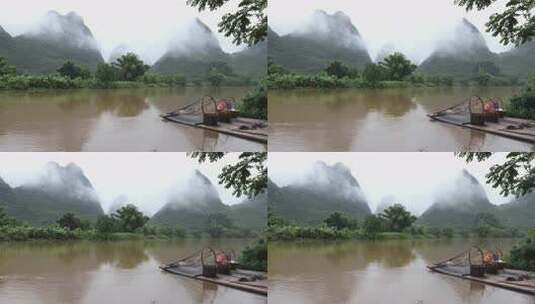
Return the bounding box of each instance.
[0,11,104,74]
[268,10,372,73]
[418,169,535,230]
[152,18,265,80]
[269,161,371,225]
[419,19,495,79]
[150,170,228,231]
[418,170,494,229]
[229,40,267,79]
[227,192,267,231]
[494,192,535,229]
[0,162,104,225]
[495,41,535,79]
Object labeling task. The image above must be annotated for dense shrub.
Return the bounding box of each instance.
[239,85,267,119]
[509,230,535,271]
[238,239,267,271]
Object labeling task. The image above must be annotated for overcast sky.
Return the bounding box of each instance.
[269,152,512,215]
[0,153,243,215]
[269,0,512,63]
[0,0,243,63]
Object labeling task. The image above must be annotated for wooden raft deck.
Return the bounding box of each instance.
[160,265,268,296]
[161,114,268,144]
[428,113,535,144]
[428,265,535,295]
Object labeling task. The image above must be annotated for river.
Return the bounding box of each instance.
[0,87,265,152]
[268,87,534,151]
[269,239,535,304]
[0,239,266,304]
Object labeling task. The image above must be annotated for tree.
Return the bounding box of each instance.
[455,0,535,46]
[473,61,501,77]
[0,57,16,76]
[509,229,535,271]
[113,53,150,81]
[208,61,234,76]
[112,204,149,232]
[189,152,267,198]
[206,223,225,238]
[239,85,267,120]
[457,152,535,197]
[379,204,417,232]
[474,212,503,228]
[475,73,491,86]
[57,61,91,79]
[324,212,352,230]
[206,70,225,86]
[57,213,82,231]
[0,207,16,227]
[187,0,267,46]
[95,215,118,234]
[379,53,417,81]
[362,63,386,85]
[325,61,351,79]
[238,239,267,271]
[363,215,384,238]
[268,212,288,227]
[95,63,121,84]
[268,60,289,76]
[207,212,234,228]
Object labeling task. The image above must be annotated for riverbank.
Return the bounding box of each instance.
[267,72,523,90]
[0,74,258,91]
[267,224,527,241]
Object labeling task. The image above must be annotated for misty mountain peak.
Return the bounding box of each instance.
[27,10,99,50]
[165,18,223,56]
[163,170,223,210]
[432,169,491,211]
[0,176,11,191]
[295,10,366,50]
[460,169,479,185]
[0,25,11,39]
[31,162,97,201]
[268,26,280,39]
[308,161,361,188]
[193,17,214,35]
[460,18,480,35]
[436,18,490,57]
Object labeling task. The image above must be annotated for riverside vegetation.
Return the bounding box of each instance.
[0,204,263,241]
[268,204,526,242]
[0,53,257,90]
[267,52,523,90]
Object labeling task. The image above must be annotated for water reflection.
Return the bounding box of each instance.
[0,87,265,152]
[269,87,534,151]
[0,240,265,304]
[269,239,534,304]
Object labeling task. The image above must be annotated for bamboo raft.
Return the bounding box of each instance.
[161,96,268,144]
[159,248,268,296]
[428,247,535,295]
[428,96,535,144]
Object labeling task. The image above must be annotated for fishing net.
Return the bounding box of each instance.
[432,96,485,125]
[435,247,486,276]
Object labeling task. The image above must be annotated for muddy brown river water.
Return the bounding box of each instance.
[0,239,266,304]
[0,87,265,152]
[268,87,534,151]
[269,239,535,304]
